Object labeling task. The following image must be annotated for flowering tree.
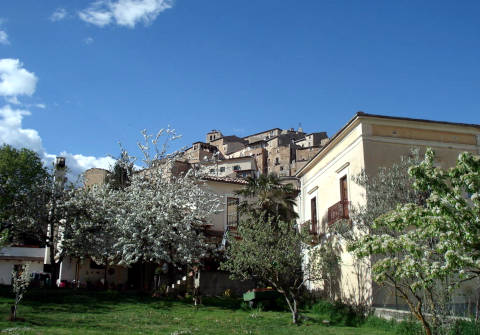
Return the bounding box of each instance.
[3,156,71,286]
[11,263,31,321]
[113,130,222,269]
[350,149,480,335]
[329,149,423,312]
[58,184,120,286]
[57,129,222,289]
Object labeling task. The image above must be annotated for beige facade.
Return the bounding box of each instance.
[201,177,247,236]
[296,112,480,308]
[84,168,109,188]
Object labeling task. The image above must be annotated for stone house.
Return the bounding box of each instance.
[209,135,248,157]
[190,127,329,179]
[183,141,219,163]
[199,156,258,179]
[295,112,480,309]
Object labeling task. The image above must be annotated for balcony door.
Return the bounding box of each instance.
[340,176,349,218]
[310,197,317,234]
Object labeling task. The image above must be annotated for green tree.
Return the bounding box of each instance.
[236,173,298,222]
[222,173,319,324]
[0,145,49,245]
[220,212,320,324]
[105,149,133,190]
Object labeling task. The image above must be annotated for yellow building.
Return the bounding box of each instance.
[296,112,480,308]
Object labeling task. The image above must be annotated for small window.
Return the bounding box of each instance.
[280,166,284,171]
[233,165,241,171]
[209,169,215,173]
[219,167,225,172]
[275,158,279,165]
[227,197,239,228]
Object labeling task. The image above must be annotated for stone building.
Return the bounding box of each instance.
[183,142,219,163]
[84,168,109,187]
[184,127,329,180]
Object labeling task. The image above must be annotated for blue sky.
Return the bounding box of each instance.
[0,0,479,176]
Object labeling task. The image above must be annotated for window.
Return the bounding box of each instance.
[311,197,317,234]
[227,197,239,228]
[275,157,279,165]
[233,165,241,171]
[280,166,284,171]
[209,169,215,173]
[219,167,225,173]
[340,176,349,218]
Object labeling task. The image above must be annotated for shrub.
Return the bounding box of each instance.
[448,320,480,335]
[311,300,364,327]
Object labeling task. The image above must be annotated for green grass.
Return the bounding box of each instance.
[0,288,392,335]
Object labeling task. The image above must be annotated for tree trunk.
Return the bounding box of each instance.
[10,305,16,321]
[283,292,299,324]
[104,265,108,290]
[49,244,59,287]
[413,307,432,335]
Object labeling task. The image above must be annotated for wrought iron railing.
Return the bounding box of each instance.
[328,200,349,225]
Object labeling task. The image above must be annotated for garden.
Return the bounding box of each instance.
[0,287,428,335]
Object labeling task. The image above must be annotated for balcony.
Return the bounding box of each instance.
[328,200,349,225]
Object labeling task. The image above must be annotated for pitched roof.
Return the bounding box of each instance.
[295,112,480,177]
[202,175,249,185]
[243,128,282,139]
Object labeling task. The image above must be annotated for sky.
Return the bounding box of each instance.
[0,0,479,178]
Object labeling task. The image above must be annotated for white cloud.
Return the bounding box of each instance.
[0,105,43,152]
[50,8,68,22]
[0,59,38,97]
[0,104,115,181]
[0,59,114,180]
[6,96,20,105]
[78,0,173,28]
[84,36,94,45]
[0,30,8,45]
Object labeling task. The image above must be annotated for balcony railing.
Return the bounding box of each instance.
[328,200,349,225]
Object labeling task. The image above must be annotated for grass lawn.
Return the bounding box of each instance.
[0,288,394,335]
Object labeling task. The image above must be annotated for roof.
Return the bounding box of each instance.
[247,139,266,145]
[211,135,248,144]
[202,175,249,185]
[0,256,44,261]
[192,141,217,147]
[356,112,480,129]
[295,112,480,177]
[294,132,328,142]
[243,128,282,139]
[217,156,256,163]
